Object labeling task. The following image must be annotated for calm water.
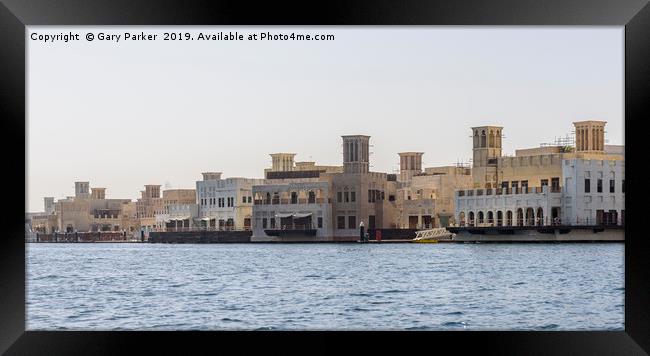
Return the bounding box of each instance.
[26,243,624,330]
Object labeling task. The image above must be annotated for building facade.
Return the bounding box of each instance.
[196,172,265,231]
[455,120,624,227]
[252,181,333,241]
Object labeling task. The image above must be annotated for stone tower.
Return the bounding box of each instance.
[573,121,606,153]
[91,187,106,200]
[270,153,296,172]
[74,181,90,199]
[44,197,55,214]
[342,135,370,174]
[471,126,503,188]
[398,152,424,182]
[144,185,161,199]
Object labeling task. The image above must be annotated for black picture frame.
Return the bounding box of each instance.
[1,0,648,354]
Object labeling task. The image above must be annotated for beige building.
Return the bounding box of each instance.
[395,162,472,228]
[136,184,163,236]
[35,182,134,233]
[471,121,622,193]
[253,135,401,241]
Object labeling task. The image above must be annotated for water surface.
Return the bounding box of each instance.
[26,243,624,330]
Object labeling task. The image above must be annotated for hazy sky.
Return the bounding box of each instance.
[27,26,623,212]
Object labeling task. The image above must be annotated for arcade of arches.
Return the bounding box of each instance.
[457,206,562,227]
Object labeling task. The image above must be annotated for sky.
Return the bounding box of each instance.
[26,26,624,212]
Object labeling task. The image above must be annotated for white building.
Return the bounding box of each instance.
[455,158,625,227]
[562,158,625,225]
[196,172,265,230]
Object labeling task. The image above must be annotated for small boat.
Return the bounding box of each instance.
[413,228,455,243]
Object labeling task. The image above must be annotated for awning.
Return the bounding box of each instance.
[275,213,294,218]
[293,213,313,218]
[170,216,190,221]
[201,217,214,221]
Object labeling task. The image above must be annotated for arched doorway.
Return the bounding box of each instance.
[551,207,561,225]
[497,211,503,226]
[526,208,535,226]
[487,211,494,226]
[516,208,524,226]
[506,211,513,226]
[478,211,484,225]
[468,212,475,227]
[459,212,466,227]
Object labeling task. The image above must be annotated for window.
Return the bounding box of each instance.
[551,177,560,192]
[344,191,349,203]
[511,181,519,189]
[389,195,395,202]
[610,180,615,193]
[501,181,509,189]
[337,216,346,229]
[248,196,252,203]
[584,179,590,193]
[348,216,356,229]
[350,191,356,202]
[270,218,276,228]
[317,217,323,228]
[337,191,342,203]
[540,179,548,187]
[597,179,602,193]
[262,218,267,228]
[521,180,528,193]
[243,196,247,203]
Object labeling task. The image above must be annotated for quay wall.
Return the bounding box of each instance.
[450,226,624,242]
[149,230,252,243]
[34,231,131,242]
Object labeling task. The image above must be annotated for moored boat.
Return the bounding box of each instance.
[413,227,455,243]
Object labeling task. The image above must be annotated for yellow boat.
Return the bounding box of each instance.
[412,228,455,243]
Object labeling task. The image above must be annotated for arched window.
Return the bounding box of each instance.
[480,130,487,147]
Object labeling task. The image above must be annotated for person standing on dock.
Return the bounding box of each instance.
[359,221,365,242]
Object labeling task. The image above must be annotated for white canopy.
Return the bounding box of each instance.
[274,212,313,218]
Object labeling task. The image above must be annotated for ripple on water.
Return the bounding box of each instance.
[445,311,464,316]
[540,324,559,330]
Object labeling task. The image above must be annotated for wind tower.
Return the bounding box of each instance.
[342,135,370,174]
[573,121,606,153]
[398,152,424,182]
[471,126,503,188]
